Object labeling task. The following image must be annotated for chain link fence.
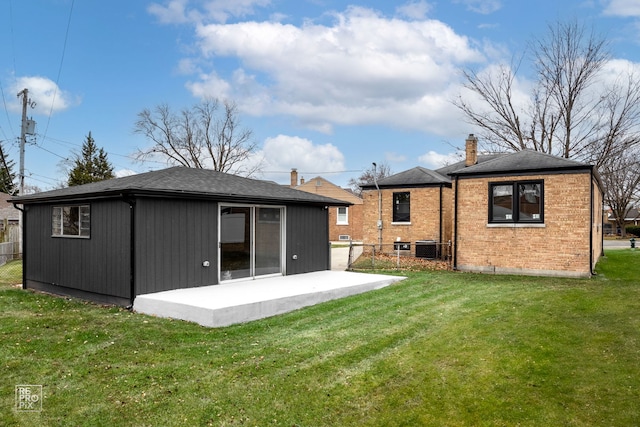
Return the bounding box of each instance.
[348,241,451,271]
[0,258,22,286]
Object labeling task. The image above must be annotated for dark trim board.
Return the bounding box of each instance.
[26,279,131,307]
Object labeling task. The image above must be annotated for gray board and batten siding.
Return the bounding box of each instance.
[12,167,348,306]
[24,198,132,305]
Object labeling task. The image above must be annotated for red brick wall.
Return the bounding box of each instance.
[362,186,452,250]
[329,203,364,241]
[295,177,364,241]
[453,172,600,277]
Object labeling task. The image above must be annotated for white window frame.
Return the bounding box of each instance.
[52,205,91,238]
[336,206,348,225]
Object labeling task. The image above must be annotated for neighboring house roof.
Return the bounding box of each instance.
[296,176,363,204]
[608,207,640,221]
[10,167,350,206]
[448,150,591,177]
[0,192,19,221]
[360,166,452,190]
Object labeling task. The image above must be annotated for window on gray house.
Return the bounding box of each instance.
[393,192,410,222]
[52,205,91,237]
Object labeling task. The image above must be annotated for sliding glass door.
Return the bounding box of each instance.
[219,205,283,281]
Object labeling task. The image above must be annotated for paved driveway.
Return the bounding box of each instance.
[331,244,363,270]
[604,239,635,250]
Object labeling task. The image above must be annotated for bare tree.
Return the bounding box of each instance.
[600,149,640,237]
[134,98,262,177]
[453,20,640,168]
[348,162,392,196]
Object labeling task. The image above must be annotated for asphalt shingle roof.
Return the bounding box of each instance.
[11,167,350,206]
[362,166,451,189]
[449,150,590,176]
[359,151,595,189]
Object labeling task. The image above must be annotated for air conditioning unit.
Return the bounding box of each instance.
[415,240,437,259]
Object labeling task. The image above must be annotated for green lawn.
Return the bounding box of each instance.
[1,251,639,426]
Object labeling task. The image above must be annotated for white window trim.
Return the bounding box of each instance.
[52,205,91,238]
[337,206,348,225]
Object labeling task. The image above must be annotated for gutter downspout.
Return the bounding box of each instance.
[13,203,25,289]
[589,173,594,276]
[453,176,459,270]
[373,163,382,251]
[124,196,136,309]
[590,168,602,276]
[439,185,443,245]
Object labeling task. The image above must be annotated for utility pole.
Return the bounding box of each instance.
[17,88,28,196]
[17,88,35,196]
[16,88,35,257]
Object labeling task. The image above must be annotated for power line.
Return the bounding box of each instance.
[40,0,75,143]
[31,142,68,161]
[0,0,17,139]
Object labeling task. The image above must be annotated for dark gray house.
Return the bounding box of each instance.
[10,167,349,306]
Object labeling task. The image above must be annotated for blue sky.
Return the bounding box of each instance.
[1,0,639,191]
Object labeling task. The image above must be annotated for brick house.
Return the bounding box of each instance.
[359,166,453,256]
[450,138,604,278]
[606,207,640,234]
[360,135,604,277]
[291,169,363,242]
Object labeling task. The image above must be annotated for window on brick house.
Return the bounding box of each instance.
[489,181,543,223]
[337,206,348,225]
[393,192,410,222]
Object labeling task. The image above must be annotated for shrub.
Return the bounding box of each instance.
[625,225,640,237]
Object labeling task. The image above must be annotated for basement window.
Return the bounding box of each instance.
[52,205,90,238]
[489,181,543,224]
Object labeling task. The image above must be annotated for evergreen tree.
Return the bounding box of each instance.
[68,132,115,186]
[0,142,18,195]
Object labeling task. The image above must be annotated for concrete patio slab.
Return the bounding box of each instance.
[133,270,405,327]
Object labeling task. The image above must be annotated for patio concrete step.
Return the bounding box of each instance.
[133,271,405,327]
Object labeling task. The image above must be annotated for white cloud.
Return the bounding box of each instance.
[185,70,232,99]
[115,168,138,178]
[602,0,640,17]
[384,152,407,163]
[148,0,192,24]
[257,135,345,182]
[453,0,502,14]
[8,76,79,115]
[418,150,462,168]
[186,6,484,135]
[148,0,271,24]
[396,1,433,20]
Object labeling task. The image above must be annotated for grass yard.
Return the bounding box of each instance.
[1,251,640,426]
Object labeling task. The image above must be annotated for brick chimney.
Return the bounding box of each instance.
[300,177,305,185]
[290,168,298,187]
[465,134,478,166]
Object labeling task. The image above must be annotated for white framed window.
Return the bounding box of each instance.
[52,205,90,238]
[337,206,348,225]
